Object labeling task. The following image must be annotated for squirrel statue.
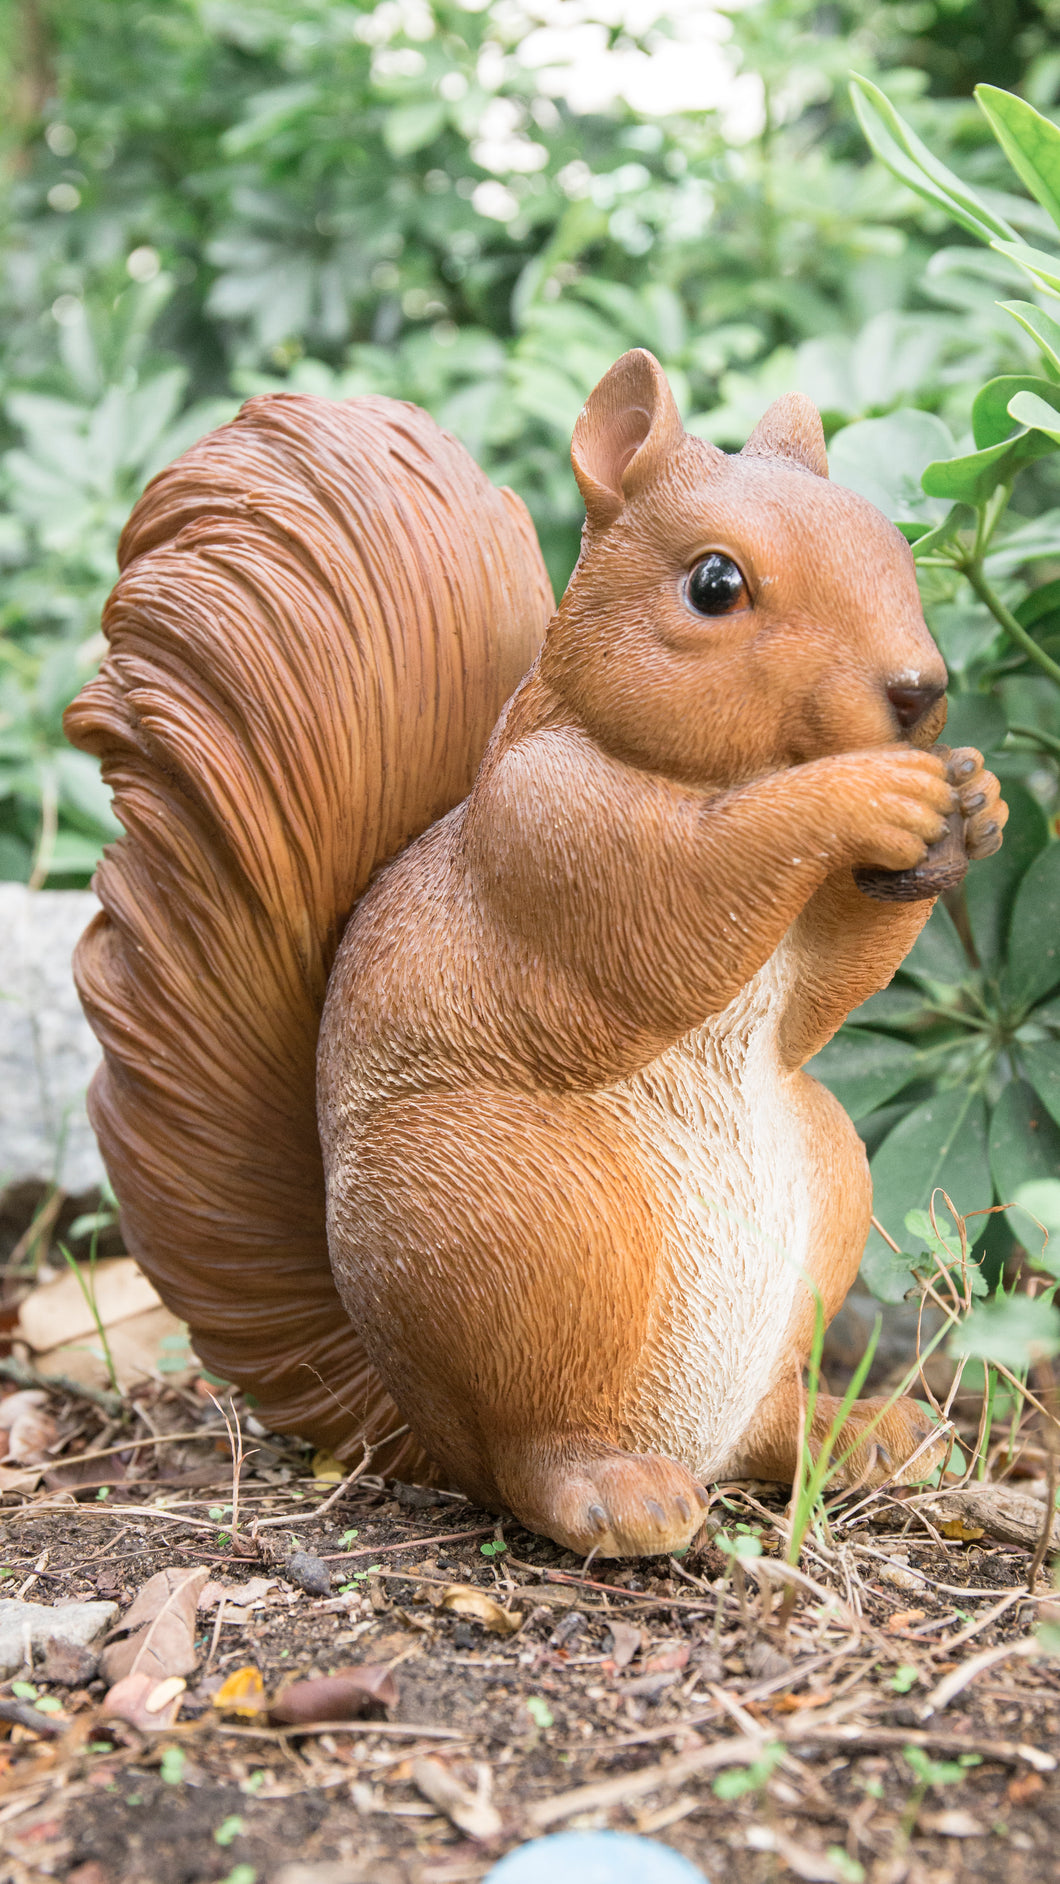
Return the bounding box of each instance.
[66,349,1007,1558]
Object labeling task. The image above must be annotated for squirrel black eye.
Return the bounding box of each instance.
[686,553,746,616]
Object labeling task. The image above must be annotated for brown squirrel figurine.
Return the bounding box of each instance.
[66,350,1006,1557]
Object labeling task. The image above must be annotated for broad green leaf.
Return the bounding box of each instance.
[973,375,1060,448]
[1008,388,1060,444]
[806,1028,921,1121]
[1012,1179,1060,1274]
[847,984,935,1030]
[907,505,973,561]
[900,897,972,992]
[991,237,1060,295]
[985,510,1060,576]
[828,411,953,523]
[850,77,1016,245]
[1006,841,1060,1010]
[383,100,446,158]
[952,1292,1060,1369]
[922,429,1059,505]
[1023,1039,1060,1134]
[942,692,1007,752]
[976,86,1060,232]
[862,1089,992,1299]
[965,781,1049,974]
[989,1078,1060,1242]
[999,299,1060,373]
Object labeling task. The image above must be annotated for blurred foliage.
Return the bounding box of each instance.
[1,0,1059,1311]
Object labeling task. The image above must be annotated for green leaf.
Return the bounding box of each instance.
[922,429,1060,505]
[965,781,1049,974]
[999,299,1060,373]
[989,1078,1060,1242]
[976,87,1060,232]
[908,505,974,561]
[1006,841,1060,1010]
[828,411,954,524]
[991,237,1060,295]
[942,692,1007,753]
[807,1029,921,1121]
[846,984,935,1030]
[952,1291,1060,1369]
[1008,388,1060,444]
[383,100,446,158]
[1012,1178,1060,1274]
[862,1089,992,1298]
[900,898,972,992]
[1023,1039,1060,1134]
[972,375,1060,448]
[850,76,1017,245]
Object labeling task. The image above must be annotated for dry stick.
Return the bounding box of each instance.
[40,1430,224,1469]
[249,1423,410,1532]
[1027,1356,1060,1592]
[208,1393,247,1545]
[919,1635,1040,1720]
[928,1588,1024,1658]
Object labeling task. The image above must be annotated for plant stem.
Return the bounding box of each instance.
[960,559,1060,689]
[1006,721,1060,760]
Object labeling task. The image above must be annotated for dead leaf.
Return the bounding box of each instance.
[269,1664,397,1724]
[0,1463,43,1492]
[773,1688,835,1714]
[641,1642,689,1676]
[17,1259,161,1348]
[102,1671,186,1729]
[411,1757,502,1841]
[919,1809,984,1837]
[0,1390,57,1463]
[439,1585,522,1636]
[1007,1771,1044,1806]
[939,1519,984,1542]
[310,1450,345,1482]
[606,1621,641,1669]
[885,1608,927,1634]
[198,1578,276,1611]
[213,1666,267,1715]
[100,1566,208,1685]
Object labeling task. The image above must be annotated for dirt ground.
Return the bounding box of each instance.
[1,1202,1059,1884]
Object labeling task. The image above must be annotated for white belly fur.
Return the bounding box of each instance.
[602,953,815,1479]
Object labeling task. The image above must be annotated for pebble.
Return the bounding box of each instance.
[484,1831,708,1882]
[285,1551,332,1597]
[0,1598,118,1679]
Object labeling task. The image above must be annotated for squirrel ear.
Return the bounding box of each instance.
[571,349,686,530]
[741,392,828,477]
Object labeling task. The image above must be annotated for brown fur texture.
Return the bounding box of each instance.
[68,352,1006,1552]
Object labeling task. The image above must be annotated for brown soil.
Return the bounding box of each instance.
[1,1382,1059,1884]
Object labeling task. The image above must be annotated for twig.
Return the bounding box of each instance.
[929,1589,1025,1657]
[0,1355,122,1417]
[250,1423,409,1532]
[919,1635,1039,1719]
[324,1525,498,1561]
[6,1188,64,1271]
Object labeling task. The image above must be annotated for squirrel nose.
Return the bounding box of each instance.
[886,677,945,731]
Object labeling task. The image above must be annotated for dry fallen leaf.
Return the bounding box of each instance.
[0,1463,43,1492]
[641,1642,689,1676]
[310,1450,345,1482]
[939,1518,985,1543]
[0,1390,57,1464]
[606,1621,641,1669]
[101,1566,208,1685]
[885,1608,927,1634]
[198,1578,276,1611]
[269,1664,397,1724]
[16,1257,187,1394]
[918,1809,984,1838]
[213,1666,267,1715]
[102,1670,186,1729]
[411,1756,502,1842]
[439,1585,522,1636]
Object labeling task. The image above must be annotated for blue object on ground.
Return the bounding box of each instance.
[484,1830,708,1883]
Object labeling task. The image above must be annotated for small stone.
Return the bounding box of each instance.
[746,1640,792,1682]
[285,1551,332,1597]
[485,1831,708,1882]
[0,1598,118,1679]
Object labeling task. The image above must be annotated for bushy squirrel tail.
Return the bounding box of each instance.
[65,393,552,1465]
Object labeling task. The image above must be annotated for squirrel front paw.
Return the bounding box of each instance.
[947,745,1007,861]
[846,746,955,877]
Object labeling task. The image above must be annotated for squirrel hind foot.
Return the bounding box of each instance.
[827,1394,947,1492]
[500,1444,709,1558]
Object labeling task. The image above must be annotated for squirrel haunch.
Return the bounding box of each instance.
[68,353,1007,1551]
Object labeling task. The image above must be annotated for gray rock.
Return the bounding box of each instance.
[0,1596,118,1678]
[0,885,104,1194]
